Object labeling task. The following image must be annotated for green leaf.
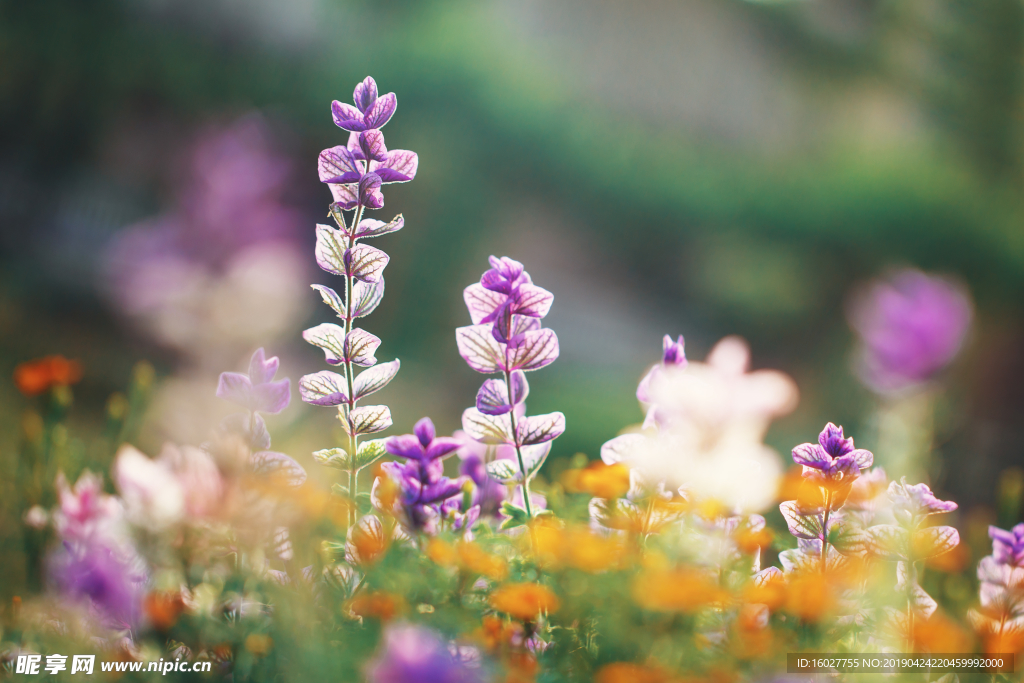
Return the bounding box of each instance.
[313,447,350,470]
[499,501,529,530]
[354,438,389,470]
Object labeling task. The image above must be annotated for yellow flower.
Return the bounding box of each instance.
[632,568,729,612]
[564,527,628,573]
[562,461,632,499]
[458,541,508,580]
[490,583,560,621]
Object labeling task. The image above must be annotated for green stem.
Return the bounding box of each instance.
[820,489,833,573]
[344,203,365,526]
[503,369,533,519]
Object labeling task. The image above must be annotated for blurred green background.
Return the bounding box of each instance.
[1,0,1023,524]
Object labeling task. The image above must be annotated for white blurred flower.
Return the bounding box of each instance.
[113,445,185,530]
[606,336,798,513]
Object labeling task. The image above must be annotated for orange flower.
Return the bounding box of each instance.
[14,355,82,396]
[142,591,186,630]
[735,527,773,555]
[490,583,560,621]
[925,540,969,572]
[459,541,508,580]
[913,611,973,653]
[632,568,729,612]
[475,615,523,651]
[562,461,631,499]
[564,527,628,573]
[595,662,679,683]
[347,591,405,621]
[742,573,786,611]
[783,573,836,621]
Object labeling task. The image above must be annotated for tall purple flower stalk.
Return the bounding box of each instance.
[298,77,418,524]
[969,524,1024,644]
[456,256,562,527]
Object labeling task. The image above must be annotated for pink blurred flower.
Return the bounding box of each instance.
[849,269,972,393]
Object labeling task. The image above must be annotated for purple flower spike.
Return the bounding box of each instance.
[849,269,972,393]
[332,77,397,133]
[359,173,385,209]
[217,348,291,414]
[481,256,528,294]
[989,523,1024,567]
[791,423,873,478]
[662,335,687,366]
[366,622,482,683]
[385,418,461,462]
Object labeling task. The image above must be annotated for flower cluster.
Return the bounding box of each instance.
[969,524,1024,653]
[300,76,418,525]
[382,418,475,535]
[456,256,562,527]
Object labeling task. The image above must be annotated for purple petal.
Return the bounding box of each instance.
[298,370,349,407]
[425,437,463,461]
[818,422,854,457]
[317,143,361,184]
[420,478,462,505]
[353,76,378,113]
[508,370,529,405]
[847,448,874,469]
[414,417,436,447]
[386,434,427,460]
[662,335,687,365]
[329,183,359,209]
[248,348,279,385]
[506,328,560,372]
[481,269,513,294]
[510,284,554,318]
[363,92,396,129]
[217,372,254,408]
[463,283,507,326]
[358,129,388,163]
[476,379,512,415]
[332,101,367,132]
[516,412,565,446]
[455,324,505,374]
[254,378,291,414]
[358,173,384,209]
[792,443,829,469]
[374,150,418,184]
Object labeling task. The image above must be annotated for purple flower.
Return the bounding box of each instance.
[53,471,122,544]
[989,523,1024,567]
[849,269,972,393]
[50,541,146,628]
[461,256,553,345]
[887,479,958,526]
[332,76,398,133]
[636,333,687,405]
[384,418,467,533]
[217,348,291,414]
[791,423,874,478]
[366,623,482,683]
[459,454,507,517]
[318,132,419,210]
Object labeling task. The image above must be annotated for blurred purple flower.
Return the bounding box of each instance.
[53,471,122,544]
[887,479,958,526]
[791,423,873,478]
[366,623,482,683]
[217,348,291,415]
[50,541,146,629]
[849,269,972,393]
[384,418,468,534]
[989,523,1024,567]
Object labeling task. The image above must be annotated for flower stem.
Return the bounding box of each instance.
[503,369,533,519]
[820,489,833,573]
[344,204,365,526]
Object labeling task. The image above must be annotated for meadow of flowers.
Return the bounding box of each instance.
[2,77,1018,683]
